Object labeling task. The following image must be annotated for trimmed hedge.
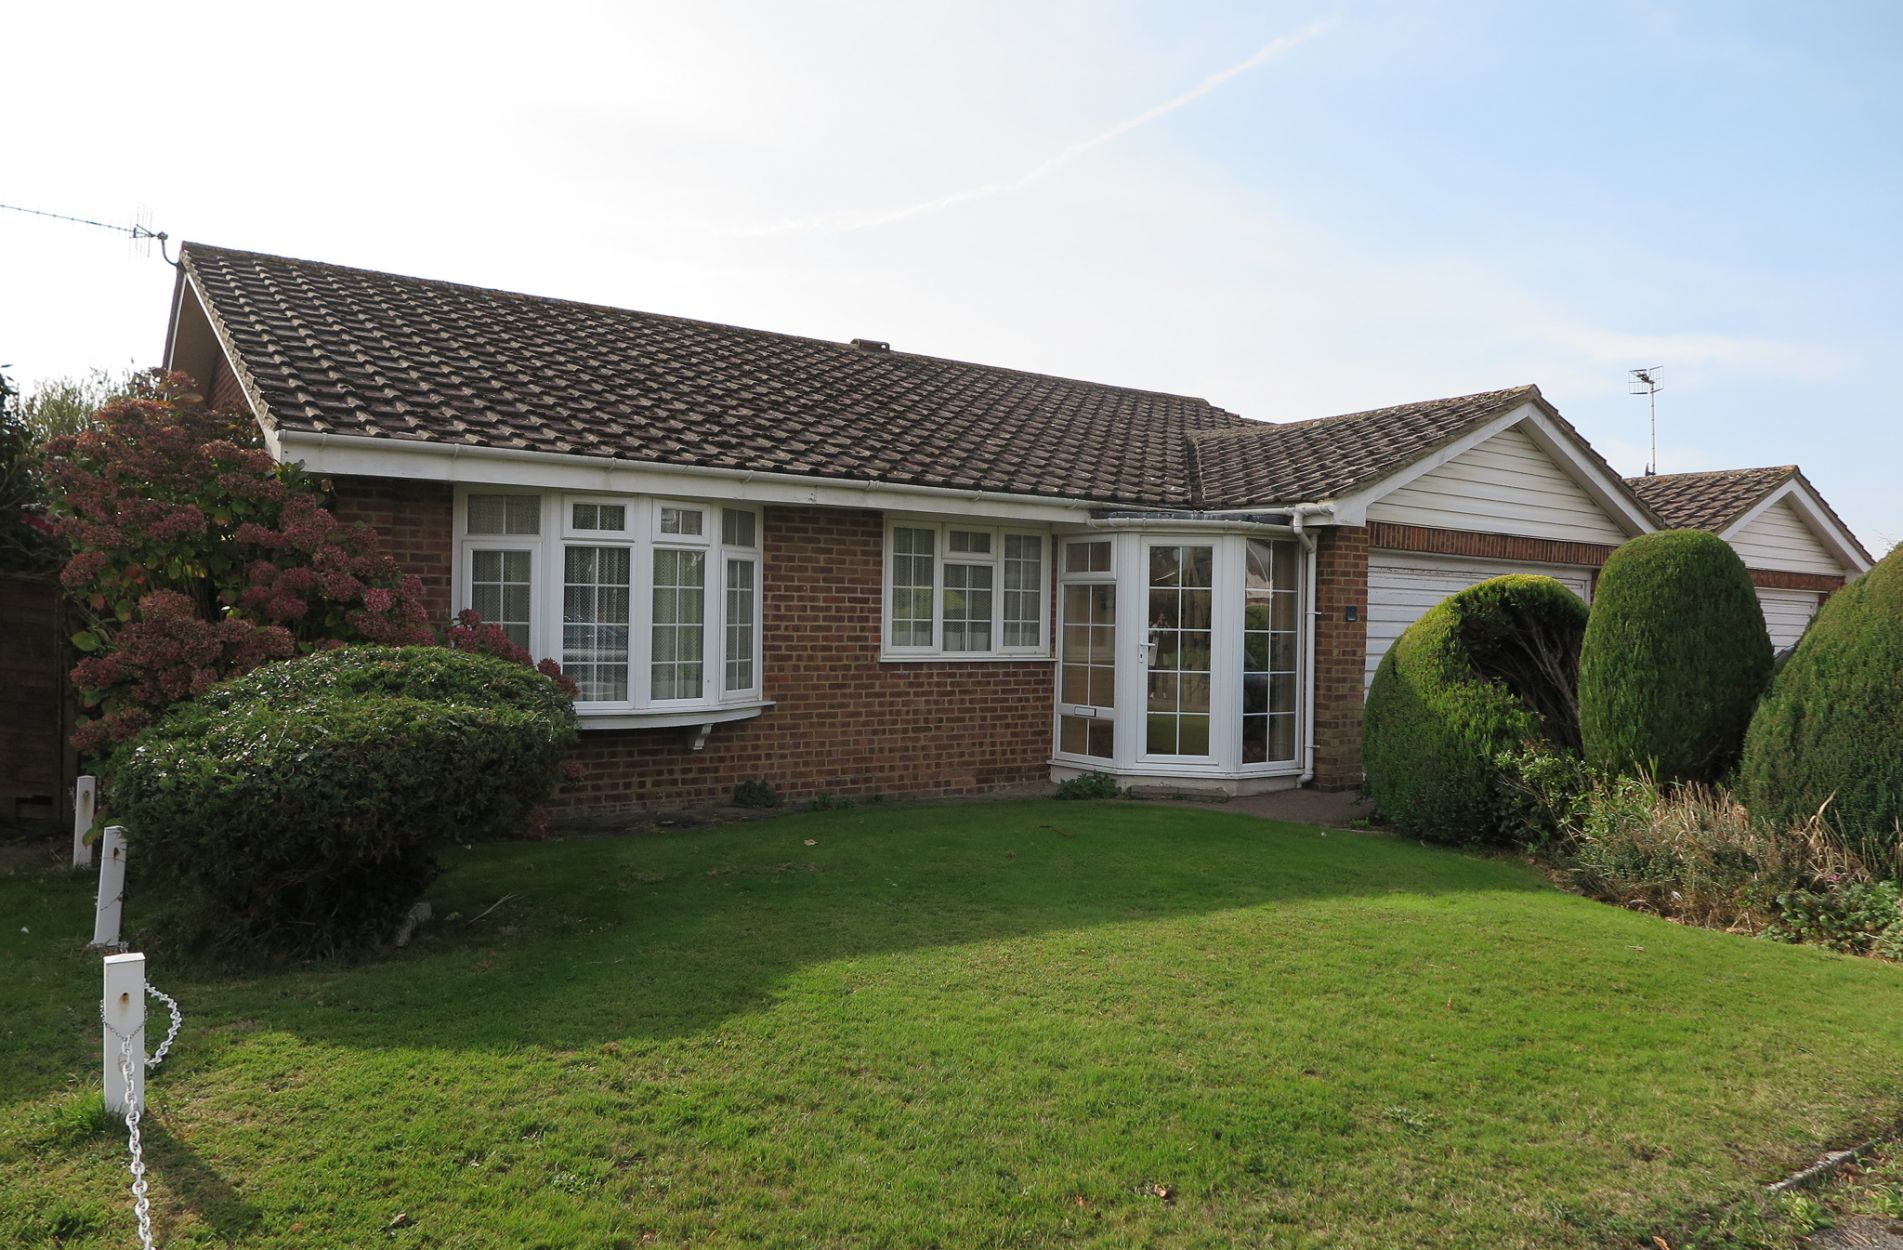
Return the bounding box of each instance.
[1579,530,1772,783]
[107,646,577,956]
[1741,545,1902,861]
[1363,575,1589,843]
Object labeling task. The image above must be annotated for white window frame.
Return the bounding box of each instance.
[453,487,766,727]
[880,518,1050,661]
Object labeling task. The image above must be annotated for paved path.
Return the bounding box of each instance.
[1188,788,1374,829]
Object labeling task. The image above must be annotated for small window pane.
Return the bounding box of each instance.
[652,548,706,700]
[563,545,631,702]
[1065,540,1111,575]
[468,494,540,536]
[572,501,627,532]
[469,548,534,650]
[889,527,935,648]
[660,506,704,536]
[722,509,757,548]
[942,562,994,653]
[1003,534,1043,647]
[948,530,992,555]
[725,558,756,692]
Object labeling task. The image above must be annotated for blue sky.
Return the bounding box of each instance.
[3,0,1896,549]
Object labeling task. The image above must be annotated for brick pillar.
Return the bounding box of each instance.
[1310,524,1368,790]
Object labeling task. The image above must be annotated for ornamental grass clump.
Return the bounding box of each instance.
[1741,543,1903,863]
[1578,529,1772,783]
[1363,575,1588,844]
[107,646,578,958]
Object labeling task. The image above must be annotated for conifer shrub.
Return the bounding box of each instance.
[1363,575,1589,843]
[1741,545,1903,861]
[107,646,577,957]
[1578,530,1772,783]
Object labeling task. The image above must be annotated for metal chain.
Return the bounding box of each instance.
[99,983,181,1250]
[144,986,182,1070]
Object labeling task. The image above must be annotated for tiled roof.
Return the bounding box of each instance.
[178,244,1647,517]
[1186,385,1544,509]
[1623,466,1795,531]
[180,243,1254,508]
[1627,465,1872,565]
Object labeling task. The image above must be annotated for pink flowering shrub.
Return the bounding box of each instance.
[44,373,437,753]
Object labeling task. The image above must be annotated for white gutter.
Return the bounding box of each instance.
[1288,502,1336,784]
[1083,515,1297,534]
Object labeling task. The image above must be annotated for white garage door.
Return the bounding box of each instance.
[1366,553,1594,690]
[1757,587,1821,651]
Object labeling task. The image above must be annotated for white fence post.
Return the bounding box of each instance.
[92,825,128,948]
[103,951,146,1116]
[72,775,98,870]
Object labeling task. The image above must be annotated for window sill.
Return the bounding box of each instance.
[577,701,774,731]
[878,652,1053,664]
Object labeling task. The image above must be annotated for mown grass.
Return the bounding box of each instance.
[4,800,1902,1248]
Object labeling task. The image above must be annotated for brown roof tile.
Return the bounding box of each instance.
[181,243,1252,507]
[1623,466,1795,531]
[1186,385,1546,508]
[1627,465,1872,565]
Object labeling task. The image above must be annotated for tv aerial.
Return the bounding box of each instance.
[1628,367,1662,477]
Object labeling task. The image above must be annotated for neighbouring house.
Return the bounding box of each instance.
[158,244,1866,813]
[1626,467,1873,649]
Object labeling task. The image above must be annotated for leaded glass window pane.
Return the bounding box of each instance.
[942,562,994,652]
[722,509,757,548]
[724,558,756,693]
[563,545,631,702]
[1003,534,1043,647]
[889,527,935,648]
[468,494,540,536]
[651,548,706,700]
[469,549,533,650]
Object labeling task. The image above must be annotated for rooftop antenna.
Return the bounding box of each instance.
[1628,366,1662,476]
[0,200,175,264]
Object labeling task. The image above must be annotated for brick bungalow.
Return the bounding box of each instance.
[158,244,1872,815]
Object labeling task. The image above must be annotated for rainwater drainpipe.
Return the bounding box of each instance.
[1289,503,1336,785]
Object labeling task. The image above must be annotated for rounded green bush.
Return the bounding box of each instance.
[1579,529,1771,783]
[1363,575,1589,843]
[1741,545,1902,860]
[107,646,577,956]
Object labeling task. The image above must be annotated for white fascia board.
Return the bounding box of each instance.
[1331,400,1654,537]
[1719,478,1873,575]
[277,429,1103,525]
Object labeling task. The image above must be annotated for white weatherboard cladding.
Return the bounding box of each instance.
[1757,588,1822,651]
[1728,499,1844,576]
[1366,424,1628,544]
[1366,553,1593,690]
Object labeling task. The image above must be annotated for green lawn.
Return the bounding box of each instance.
[4,801,1902,1248]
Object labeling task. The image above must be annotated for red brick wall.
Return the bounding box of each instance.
[327,476,456,621]
[206,355,247,412]
[313,481,1050,814]
[1311,525,1369,790]
[1367,521,1620,570]
[561,506,1053,814]
[1748,568,1844,593]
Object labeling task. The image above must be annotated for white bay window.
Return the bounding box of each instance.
[882,520,1048,659]
[456,490,764,723]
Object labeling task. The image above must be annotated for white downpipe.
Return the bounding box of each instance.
[1289,503,1336,785]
